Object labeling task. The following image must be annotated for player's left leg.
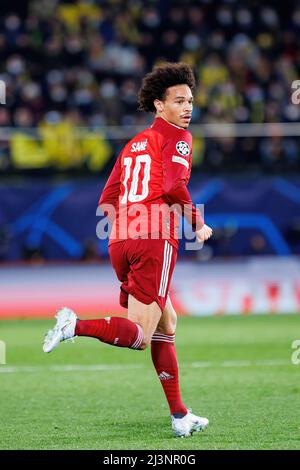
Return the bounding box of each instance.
[151,296,187,416]
[151,296,209,437]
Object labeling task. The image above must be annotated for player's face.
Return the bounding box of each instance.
[155,84,193,129]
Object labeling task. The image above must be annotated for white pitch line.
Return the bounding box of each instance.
[191,359,290,368]
[0,359,291,374]
[0,364,143,374]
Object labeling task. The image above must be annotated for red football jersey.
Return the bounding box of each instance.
[99,117,204,248]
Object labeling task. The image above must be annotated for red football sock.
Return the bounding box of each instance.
[75,317,144,350]
[151,332,187,416]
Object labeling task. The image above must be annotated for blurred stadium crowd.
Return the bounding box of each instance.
[0,0,300,173]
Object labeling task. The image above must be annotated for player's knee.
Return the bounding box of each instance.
[139,338,150,350]
[157,310,177,335]
[170,312,177,332]
[140,330,155,349]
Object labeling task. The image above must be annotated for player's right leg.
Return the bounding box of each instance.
[68,294,161,352]
[43,239,161,353]
[43,305,146,353]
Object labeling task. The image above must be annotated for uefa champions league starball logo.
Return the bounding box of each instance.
[176,141,190,156]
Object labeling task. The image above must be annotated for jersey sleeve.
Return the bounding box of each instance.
[98,154,122,221]
[161,135,204,231]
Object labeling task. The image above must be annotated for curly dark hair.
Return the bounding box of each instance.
[138,62,196,113]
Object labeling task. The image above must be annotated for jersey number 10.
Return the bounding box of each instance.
[121,154,151,203]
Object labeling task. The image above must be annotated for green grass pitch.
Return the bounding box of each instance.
[0,315,300,450]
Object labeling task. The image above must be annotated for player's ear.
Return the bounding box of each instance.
[154,99,163,113]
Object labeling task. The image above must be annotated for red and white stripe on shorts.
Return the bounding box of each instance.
[158,241,173,298]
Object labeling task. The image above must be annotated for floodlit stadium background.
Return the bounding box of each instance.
[1,0,300,318]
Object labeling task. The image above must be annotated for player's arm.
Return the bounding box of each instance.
[98,154,122,222]
[162,137,212,241]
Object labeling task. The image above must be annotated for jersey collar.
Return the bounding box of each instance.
[151,116,184,132]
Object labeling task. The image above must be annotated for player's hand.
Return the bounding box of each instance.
[196,224,213,242]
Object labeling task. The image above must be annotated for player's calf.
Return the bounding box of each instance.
[74,316,144,350]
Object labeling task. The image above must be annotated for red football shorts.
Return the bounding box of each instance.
[109,239,177,312]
